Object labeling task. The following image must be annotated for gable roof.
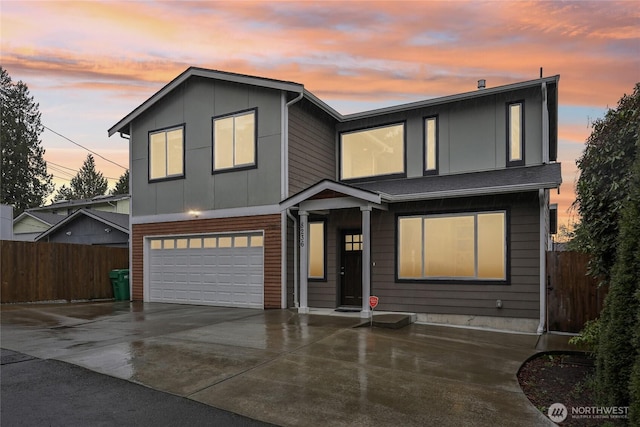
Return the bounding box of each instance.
[35,209,129,241]
[32,194,130,211]
[13,211,66,227]
[109,67,305,136]
[355,163,562,202]
[280,179,382,211]
[109,66,559,137]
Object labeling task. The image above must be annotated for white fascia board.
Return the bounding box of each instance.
[341,76,560,122]
[109,67,303,137]
[299,197,387,212]
[130,204,281,225]
[380,182,562,203]
[280,180,381,210]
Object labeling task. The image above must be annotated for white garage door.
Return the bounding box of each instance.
[148,233,264,308]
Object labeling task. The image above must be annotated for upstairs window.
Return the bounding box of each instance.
[149,125,184,181]
[424,116,438,175]
[398,211,507,281]
[340,123,405,180]
[508,102,524,166]
[213,109,256,172]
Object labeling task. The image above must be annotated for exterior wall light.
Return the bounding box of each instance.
[188,210,201,218]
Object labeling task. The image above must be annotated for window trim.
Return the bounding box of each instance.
[395,209,510,285]
[507,101,525,167]
[423,115,439,176]
[338,121,407,182]
[308,218,327,281]
[148,124,186,183]
[211,108,258,174]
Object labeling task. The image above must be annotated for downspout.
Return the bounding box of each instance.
[281,90,304,309]
[287,209,299,307]
[541,82,549,163]
[120,130,132,302]
[537,188,548,334]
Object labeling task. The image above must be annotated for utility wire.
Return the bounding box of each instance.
[48,161,120,180]
[43,125,128,170]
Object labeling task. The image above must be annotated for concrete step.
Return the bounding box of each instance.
[358,313,415,329]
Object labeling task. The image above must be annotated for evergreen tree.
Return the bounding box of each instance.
[53,154,108,200]
[0,67,53,215]
[571,83,640,282]
[111,169,129,195]
[596,134,640,414]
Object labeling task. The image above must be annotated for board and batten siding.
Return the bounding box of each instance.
[288,99,336,196]
[306,192,541,318]
[131,214,281,308]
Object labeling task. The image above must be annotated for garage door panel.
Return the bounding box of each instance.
[148,232,264,308]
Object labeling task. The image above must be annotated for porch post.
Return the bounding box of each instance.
[361,206,371,318]
[298,210,309,314]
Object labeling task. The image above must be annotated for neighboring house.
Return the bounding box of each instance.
[12,211,67,241]
[1,205,14,240]
[12,194,130,241]
[109,67,561,333]
[35,209,129,248]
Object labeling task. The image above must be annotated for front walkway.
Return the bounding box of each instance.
[0,302,571,426]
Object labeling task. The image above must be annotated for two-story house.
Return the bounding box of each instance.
[109,67,560,333]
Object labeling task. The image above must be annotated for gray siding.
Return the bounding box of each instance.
[336,86,544,179]
[130,77,283,217]
[46,216,128,247]
[288,99,336,196]
[306,192,541,319]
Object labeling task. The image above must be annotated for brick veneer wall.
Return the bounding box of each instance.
[131,214,282,308]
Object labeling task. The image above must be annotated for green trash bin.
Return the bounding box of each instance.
[109,269,130,301]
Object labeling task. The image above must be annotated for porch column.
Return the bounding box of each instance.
[298,210,309,314]
[360,206,371,318]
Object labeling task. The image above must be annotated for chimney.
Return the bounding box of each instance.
[477,79,486,89]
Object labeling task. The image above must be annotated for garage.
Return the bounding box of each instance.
[147,232,264,308]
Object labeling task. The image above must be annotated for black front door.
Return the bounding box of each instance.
[340,229,362,307]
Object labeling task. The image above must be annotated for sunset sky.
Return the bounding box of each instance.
[2,0,639,230]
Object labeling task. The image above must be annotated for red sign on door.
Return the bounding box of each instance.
[369,296,379,309]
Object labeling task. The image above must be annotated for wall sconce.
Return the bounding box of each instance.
[104,228,112,233]
[188,210,201,218]
[65,231,72,236]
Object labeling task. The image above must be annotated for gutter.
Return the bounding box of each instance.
[378,182,562,203]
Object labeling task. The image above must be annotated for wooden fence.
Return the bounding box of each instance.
[546,251,607,333]
[1,240,129,303]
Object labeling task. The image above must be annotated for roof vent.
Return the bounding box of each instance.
[477,79,486,89]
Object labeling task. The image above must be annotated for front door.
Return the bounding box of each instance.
[340,229,362,307]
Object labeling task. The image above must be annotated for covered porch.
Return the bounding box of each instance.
[280,180,387,318]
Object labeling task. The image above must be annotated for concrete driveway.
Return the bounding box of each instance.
[0,302,564,426]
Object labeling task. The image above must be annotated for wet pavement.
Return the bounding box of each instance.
[0,302,571,426]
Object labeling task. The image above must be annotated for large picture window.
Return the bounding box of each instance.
[308,221,326,280]
[213,110,256,171]
[149,125,184,181]
[508,102,524,166]
[340,123,404,180]
[398,211,506,281]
